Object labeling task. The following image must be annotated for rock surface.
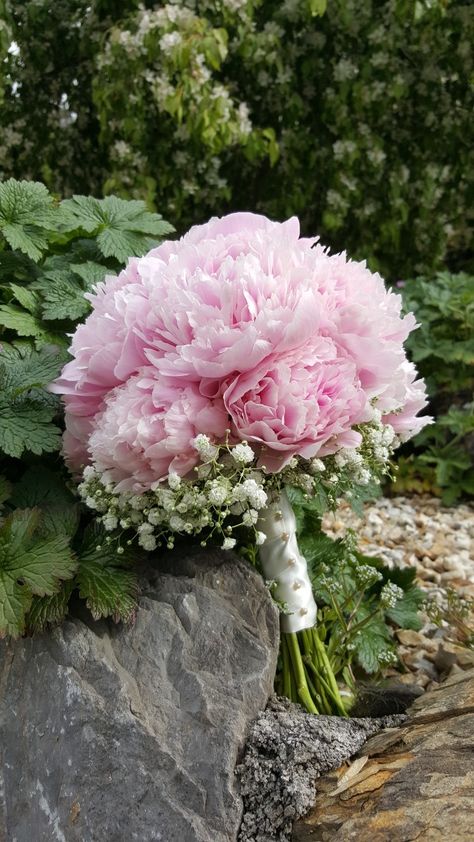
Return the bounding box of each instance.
[237,698,404,842]
[292,668,474,842]
[0,549,279,842]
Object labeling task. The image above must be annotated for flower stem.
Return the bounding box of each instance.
[286,632,320,714]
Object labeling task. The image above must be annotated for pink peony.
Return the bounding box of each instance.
[51,212,430,486]
[87,369,228,492]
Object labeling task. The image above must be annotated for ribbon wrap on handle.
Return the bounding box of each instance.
[258,489,317,633]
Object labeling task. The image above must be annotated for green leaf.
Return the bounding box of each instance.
[0,304,63,346]
[71,260,112,288]
[0,180,57,261]
[0,396,61,458]
[0,345,66,395]
[386,586,424,630]
[61,195,175,262]
[9,283,40,314]
[0,508,77,637]
[0,304,44,336]
[38,274,90,321]
[354,617,392,675]
[26,581,74,634]
[76,525,139,623]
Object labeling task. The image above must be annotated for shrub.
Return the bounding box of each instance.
[391,272,474,503]
[1,1,473,279]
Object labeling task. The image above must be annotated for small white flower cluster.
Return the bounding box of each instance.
[78,415,399,555]
[281,416,398,509]
[380,582,405,609]
[78,437,270,554]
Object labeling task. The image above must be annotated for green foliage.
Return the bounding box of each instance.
[290,495,424,681]
[0,468,141,637]
[1,1,472,278]
[0,507,76,637]
[391,272,474,502]
[75,524,138,624]
[0,178,173,636]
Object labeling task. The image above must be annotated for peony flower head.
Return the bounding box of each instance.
[51,212,430,488]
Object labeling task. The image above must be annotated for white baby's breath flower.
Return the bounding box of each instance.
[192,434,219,461]
[207,480,229,506]
[222,537,237,550]
[167,472,181,490]
[139,534,157,551]
[147,508,161,526]
[309,458,325,473]
[232,443,255,464]
[137,522,154,535]
[256,531,267,546]
[240,479,267,509]
[243,509,258,527]
[102,514,118,531]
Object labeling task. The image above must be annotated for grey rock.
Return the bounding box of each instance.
[0,549,279,842]
[237,696,404,842]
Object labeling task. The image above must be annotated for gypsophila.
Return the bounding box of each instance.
[76,412,402,554]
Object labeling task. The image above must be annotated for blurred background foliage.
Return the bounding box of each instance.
[0,0,473,501]
[1,0,472,279]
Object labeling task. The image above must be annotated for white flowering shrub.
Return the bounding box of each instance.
[1,0,472,278]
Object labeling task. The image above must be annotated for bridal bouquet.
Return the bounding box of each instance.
[51,213,429,714]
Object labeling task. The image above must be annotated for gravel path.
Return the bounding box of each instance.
[322,495,474,688]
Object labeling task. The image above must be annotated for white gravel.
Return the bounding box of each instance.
[322,495,474,689]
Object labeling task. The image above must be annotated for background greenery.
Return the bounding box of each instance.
[1,0,472,279]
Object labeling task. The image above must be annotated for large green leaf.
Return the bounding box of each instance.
[0,346,66,396]
[0,508,77,637]
[0,180,57,261]
[61,195,175,262]
[0,396,61,458]
[27,582,75,633]
[76,525,139,623]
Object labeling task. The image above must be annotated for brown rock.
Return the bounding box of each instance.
[292,670,474,842]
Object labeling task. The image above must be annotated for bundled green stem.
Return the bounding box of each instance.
[279,628,348,716]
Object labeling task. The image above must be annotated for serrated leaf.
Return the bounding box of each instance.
[26,581,74,634]
[386,586,424,630]
[0,304,64,346]
[76,525,138,623]
[355,627,392,674]
[0,304,44,336]
[0,345,66,395]
[9,283,40,314]
[353,610,392,674]
[61,194,174,262]
[0,508,77,637]
[70,261,113,288]
[0,180,57,261]
[0,396,61,457]
[38,275,90,321]
[0,222,49,262]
